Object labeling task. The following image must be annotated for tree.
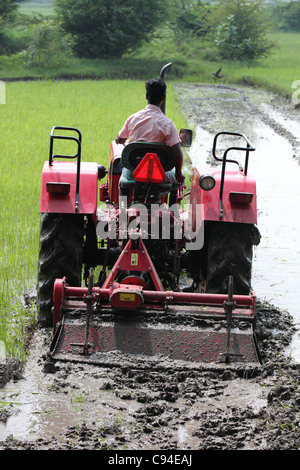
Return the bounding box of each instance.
[21,19,73,68]
[55,0,167,59]
[0,0,25,54]
[270,0,300,31]
[0,0,23,23]
[282,0,300,31]
[169,0,213,40]
[215,0,274,61]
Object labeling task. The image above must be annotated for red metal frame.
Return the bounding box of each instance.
[107,141,123,204]
[53,276,256,334]
[102,237,164,291]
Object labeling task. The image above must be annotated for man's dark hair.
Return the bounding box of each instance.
[145,78,166,105]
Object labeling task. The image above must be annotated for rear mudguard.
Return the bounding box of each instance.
[190,167,257,231]
[40,160,98,215]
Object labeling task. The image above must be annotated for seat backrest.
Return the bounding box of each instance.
[121,142,174,172]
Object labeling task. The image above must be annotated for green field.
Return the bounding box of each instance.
[18,0,54,16]
[0,79,187,358]
[130,31,300,98]
[226,32,300,96]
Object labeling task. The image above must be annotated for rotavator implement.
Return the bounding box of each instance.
[38,63,261,366]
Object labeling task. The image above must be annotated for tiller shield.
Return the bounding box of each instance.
[50,239,261,366]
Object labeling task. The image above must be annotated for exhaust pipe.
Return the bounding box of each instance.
[159,62,172,115]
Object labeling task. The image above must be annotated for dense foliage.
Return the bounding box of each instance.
[0,0,23,22]
[21,19,72,66]
[168,0,213,39]
[214,0,274,61]
[0,0,25,54]
[55,0,167,58]
[272,0,300,31]
[0,0,293,66]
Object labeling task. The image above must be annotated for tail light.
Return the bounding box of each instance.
[229,192,253,204]
[46,182,70,194]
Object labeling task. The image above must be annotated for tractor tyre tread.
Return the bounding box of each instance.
[206,222,260,295]
[38,213,84,327]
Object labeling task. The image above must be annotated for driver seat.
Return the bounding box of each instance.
[119,142,174,193]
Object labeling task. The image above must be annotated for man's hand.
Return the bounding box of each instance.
[171,143,184,184]
[175,170,185,185]
[115,135,127,145]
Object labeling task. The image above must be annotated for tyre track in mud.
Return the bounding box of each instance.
[176,83,300,158]
[1,83,300,451]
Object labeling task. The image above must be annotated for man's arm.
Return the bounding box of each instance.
[171,143,185,184]
[115,118,129,145]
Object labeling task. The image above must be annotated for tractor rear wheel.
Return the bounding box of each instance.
[206,222,260,295]
[38,213,84,327]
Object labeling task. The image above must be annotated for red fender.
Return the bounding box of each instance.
[40,161,98,215]
[190,167,257,228]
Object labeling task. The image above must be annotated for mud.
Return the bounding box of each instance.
[1,83,300,452]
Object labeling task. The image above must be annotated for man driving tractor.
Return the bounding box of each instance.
[115,78,185,199]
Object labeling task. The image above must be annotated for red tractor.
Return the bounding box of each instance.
[38,65,261,365]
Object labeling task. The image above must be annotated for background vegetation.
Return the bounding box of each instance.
[0,0,300,359]
[0,0,299,96]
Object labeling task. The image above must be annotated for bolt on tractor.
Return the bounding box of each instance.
[38,64,261,366]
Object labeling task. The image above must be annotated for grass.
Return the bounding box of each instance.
[0,79,187,360]
[226,32,300,97]
[0,54,189,80]
[128,31,300,98]
[1,31,299,100]
[18,0,55,16]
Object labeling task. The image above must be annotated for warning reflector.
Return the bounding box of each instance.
[133,153,166,183]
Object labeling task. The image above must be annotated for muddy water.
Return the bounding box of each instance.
[0,328,270,449]
[1,83,300,450]
[177,83,300,361]
[0,333,139,444]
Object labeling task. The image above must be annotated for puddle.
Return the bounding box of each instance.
[170,378,267,450]
[0,333,139,444]
[251,124,300,351]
